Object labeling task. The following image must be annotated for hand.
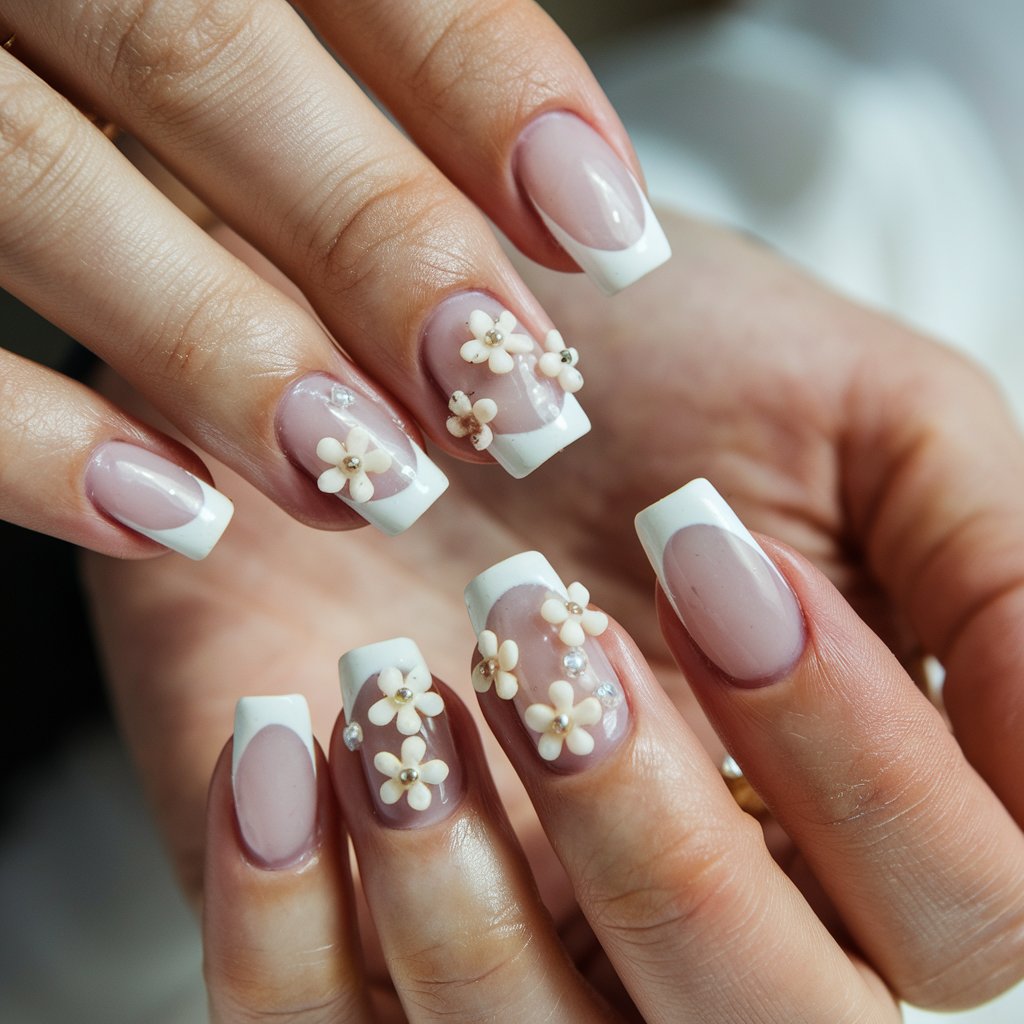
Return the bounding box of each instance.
[84,212,1024,1015]
[0,0,668,557]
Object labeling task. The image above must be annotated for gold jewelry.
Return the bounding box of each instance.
[720,755,769,817]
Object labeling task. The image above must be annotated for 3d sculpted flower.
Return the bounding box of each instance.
[374,736,449,810]
[368,664,445,736]
[460,309,532,374]
[446,390,498,451]
[524,681,603,761]
[472,629,519,699]
[541,582,609,647]
[315,427,392,503]
[537,329,583,393]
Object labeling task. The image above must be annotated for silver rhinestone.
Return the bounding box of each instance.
[484,328,504,346]
[342,455,362,472]
[329,385,356,409]
[394,686,414,704]
[342,721,363,751]
[559,349,575,364]
[399,767,420,786]
[566,601,584,617]
[720,754,744,779]
[550,712,572,735]
[595,682,621,708]
[562,648,588,677]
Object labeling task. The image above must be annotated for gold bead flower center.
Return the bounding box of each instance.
[394,686,414,704]
[484,328,504,347]
[566,601,583,617]
[342,455,362,472]
[551,713,572,735]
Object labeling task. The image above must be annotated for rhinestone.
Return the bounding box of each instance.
[595,682,621,708]
[720,754,743,779]
[566,601,584,617]
[484,328,504,347]
[399,767,420,786]
[478,657,497,679]
[562,649,588,677]
[559,349,575,364]
[394,686,414,704]
[342,722,363,751]
[342,455,362,472]
[550,712,571,735]
[329,385,356,409]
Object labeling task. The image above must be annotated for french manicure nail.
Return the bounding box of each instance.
[515,111,671,296]
[464,551,629,772]
[276,373,448,536]
[85,441,233,559]
[422,293,590,478]
[635,478,806,684]
[232,695,318,870]
[338,638,463,829]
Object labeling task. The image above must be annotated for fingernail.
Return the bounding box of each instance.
[635,478,806,685]
[464,551,629,772]
[338,638,463,829]
[85,441,233,559]
[515,111,671,296]
[276,373,448,536]
[422,292,590,478]
[232,695,318,870]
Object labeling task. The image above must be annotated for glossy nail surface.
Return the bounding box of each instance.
[635,478,806,684]
[515,112,671,295]
[232,695,318,870]
[422,292,589,478]
[338,638,463,829]
[465,551,629,772]
[85,441,233,559]
[276,373,448,536]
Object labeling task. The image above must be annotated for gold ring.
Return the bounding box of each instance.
[720,755,769,817]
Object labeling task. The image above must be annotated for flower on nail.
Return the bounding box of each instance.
[525,681,603,761]
[537,330,583,393]
[446,391,498,451]
[374,736,449,811]
[541,582,609,647]
[460,309,532,374]
[316,427,392,503]
[368,664,444,736]
[472,630,519,699]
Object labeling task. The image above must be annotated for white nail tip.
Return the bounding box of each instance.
[232,694,314,781]
[634,478,774,582]
[337,637,429,722]
[343,444,449,536]
[464,550,567,634]
[488,394,591,479]
[533,189,671,297]
[119,478,234,560]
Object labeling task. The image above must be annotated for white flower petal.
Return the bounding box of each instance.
[419,759,450,785]
[544,329,564,353]
[473,398,498,423]
[416,691,444,718]
[378,666,403,697]
[477,630,498,658]
[581,609,609,637]
[541,597,569,625]
[362,448,393,474]
[565,727,595,757]
[497,639,518,671]
[367,698,397,727]
[548,680,576,711]
[380,779,405,805]
[468,309,494,338]
[446,415,470,438]
[374,751,402,776]
[316,437,345,463]
[560,367,584,393]
[460,339,489,364]
[525,703,555,733]
[471,424,493,451]
[488,348,514,374]
[317,467,346,493]
[472,663,493,693]
[405,664,432,693]
[573,697,603,728]
[559,619,586,647]
[407,781,432,810]
[347,472,374,504]
[538,352,562,378]
[449,390,472,416]
[345,427,370,455]
[496,310,517,334]
[538,732,565,761]
[567,582,591,606]
[495,672,519,700]
[396,705,422,736]
[401,736,427,764]
[505,333,533,355]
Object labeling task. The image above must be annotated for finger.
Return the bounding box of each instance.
[464,552,897,1024]
[635,479,1024,1011]
[0,347,232,558]
[840,344,1024,824]
[204,695,373,1023]
[302,0,672,294]
[332,638,613,1024]
[5,2,594,478]
[0,48,447,535]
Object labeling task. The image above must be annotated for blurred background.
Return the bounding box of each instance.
[3,1,1024,1020]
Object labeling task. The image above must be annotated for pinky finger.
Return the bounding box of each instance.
[0,347,233,559]
[204,695,373,1023]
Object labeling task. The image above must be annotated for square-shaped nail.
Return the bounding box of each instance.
[338,638,463,828]
[464,551,629,771]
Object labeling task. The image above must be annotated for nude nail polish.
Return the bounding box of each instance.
[464,551,629,772]
[85,441,233,559]
[276,373,448,536]
[422,292,590,478]
[338,638,463,828]
[635,478,806,684]
[515,112,671,295]
[232,695,318,870]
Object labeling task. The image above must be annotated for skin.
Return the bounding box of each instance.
[81,213,1024,1018]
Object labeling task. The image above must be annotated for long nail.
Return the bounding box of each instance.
[422,292,590,478]
[635,478,806,685]
[338,638,463,829]
[85,441,233,559]
[515,111,671,296]
[464,551,629,772]
[232,695,318,870]
[276,373,448,536]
